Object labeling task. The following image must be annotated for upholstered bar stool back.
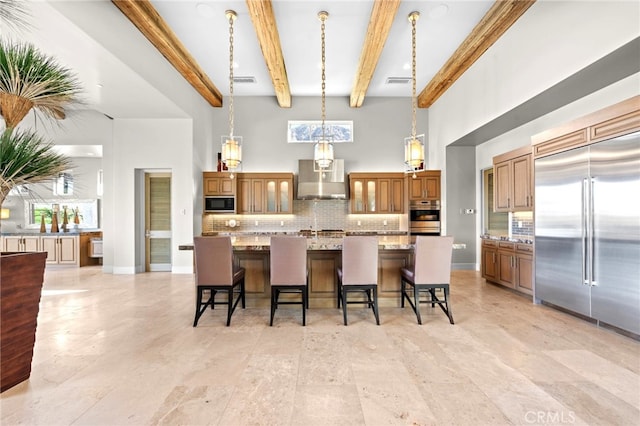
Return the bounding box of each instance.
[193,236,245,327]
[269,236,308,326]
[337,236,380,325]
[400,235,454,325]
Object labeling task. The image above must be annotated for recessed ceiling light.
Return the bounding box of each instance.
[429,4,449,19]
[196,3,214,19]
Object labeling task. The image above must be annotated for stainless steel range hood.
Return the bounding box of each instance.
[297,159,347,199]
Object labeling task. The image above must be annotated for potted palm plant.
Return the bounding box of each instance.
[1,1,82,392]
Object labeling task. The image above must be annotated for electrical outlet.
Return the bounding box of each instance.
[357,220,362,226]
[383,220,388,226]
[280,220,284,227]
[518,221,523,227]
[254,220,259,226]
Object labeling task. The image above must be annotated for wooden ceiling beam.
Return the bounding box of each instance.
[111,0,223,108]
[350,0,401,108]
[245,0,291,108]
[417,0,536,108]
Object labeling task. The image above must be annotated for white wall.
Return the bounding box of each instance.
[429,0,640,151]
[212,96,428,174]
[107,119,193,274]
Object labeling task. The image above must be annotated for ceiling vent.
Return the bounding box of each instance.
[385,77,411,84]
[233,76,256,84]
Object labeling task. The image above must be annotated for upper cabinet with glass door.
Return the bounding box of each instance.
[349,173,405,214]
[237,173,294,214]
[265,174,293,214]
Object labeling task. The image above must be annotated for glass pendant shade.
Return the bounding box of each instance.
[221,136,242,170]
[404,135,424,170]
[314,139,334,170]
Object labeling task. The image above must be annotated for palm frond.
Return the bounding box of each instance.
[0,40,83,127]
[0,128,72,205]
[0,0,30,32]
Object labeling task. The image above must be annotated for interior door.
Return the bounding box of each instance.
[145,173,171,272]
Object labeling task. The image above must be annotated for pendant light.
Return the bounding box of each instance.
[404,11,425,177]
[314,11,334,172]
[221,10,242,177]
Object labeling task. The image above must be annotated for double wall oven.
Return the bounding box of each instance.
[410,200,440,236]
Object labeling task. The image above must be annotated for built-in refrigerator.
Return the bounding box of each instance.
[534,131,640,335]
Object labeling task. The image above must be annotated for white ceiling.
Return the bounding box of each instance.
[11,0,496,120]
[149,0,494,97]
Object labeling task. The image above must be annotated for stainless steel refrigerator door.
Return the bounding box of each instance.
[535,146,591,316]
[589,132,640,334]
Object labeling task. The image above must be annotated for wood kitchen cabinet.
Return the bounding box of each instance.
[1,235,40,252]
[481,239,533,295]
[515,243,533,294]
[234,251,269,296]
[79,231,103,267]
[378,250,412,294]
[349,173,405,214]
[408,170,441,201]
[493,146,533,212]
[237,173,293,214]
[481,239,498,281]
[2,234,83,266]
[203,172,235,196]
[350,175,377,213]
[264,176,292,213]
[41,235,78,265]
[377,177,405,213]
[497,242,516,289]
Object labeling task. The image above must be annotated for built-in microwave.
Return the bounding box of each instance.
[204,196,236,213]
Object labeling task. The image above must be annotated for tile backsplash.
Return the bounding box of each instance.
[511,211,533,238]
[203,199,403,234]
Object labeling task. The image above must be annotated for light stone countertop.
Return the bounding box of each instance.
[230,234,414,251]
[179,235,466,251]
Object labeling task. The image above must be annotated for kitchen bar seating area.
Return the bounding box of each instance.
[189,234,455,327]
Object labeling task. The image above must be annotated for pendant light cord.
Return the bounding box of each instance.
[227,10,236,139]
[320,11,327,140]
[410,12,418,140]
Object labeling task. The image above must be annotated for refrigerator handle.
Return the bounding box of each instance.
[590,177,597,286]
[582,178,589,285]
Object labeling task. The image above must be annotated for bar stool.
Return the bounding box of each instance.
[336,236,380,325]
[269,236,308,326]
[193,236,245,326]
[400,235,454,325]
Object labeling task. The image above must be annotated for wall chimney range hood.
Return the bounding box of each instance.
[297,159,347,200]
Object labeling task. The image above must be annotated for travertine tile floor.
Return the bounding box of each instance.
[1,267,639,425]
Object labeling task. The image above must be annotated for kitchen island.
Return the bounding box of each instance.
[180,234,463,308]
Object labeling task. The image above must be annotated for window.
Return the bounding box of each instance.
[26,199,99,229]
